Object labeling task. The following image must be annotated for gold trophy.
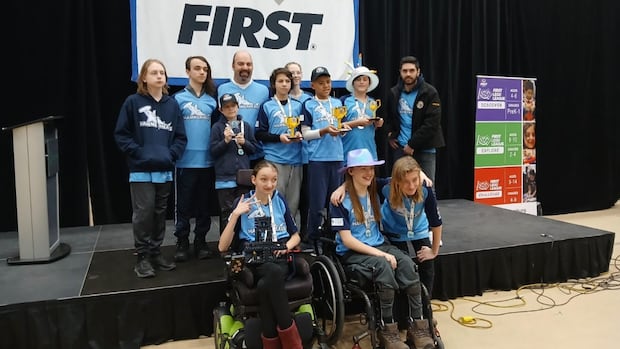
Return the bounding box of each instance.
[285,116,301,138]
[368,99,381,119]
[332,106,348,130]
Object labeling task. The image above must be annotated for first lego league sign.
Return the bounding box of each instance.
[130,0,359,87]
[473,75,538,215]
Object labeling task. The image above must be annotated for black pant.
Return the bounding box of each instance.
[299,164,309,238]
[174,167,217,241]
[252,261,293,338]
[130,182,171,256]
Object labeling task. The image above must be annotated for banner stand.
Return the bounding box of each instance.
[473,75,539,215]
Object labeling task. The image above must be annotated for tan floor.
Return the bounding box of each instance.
[143,201,619,349]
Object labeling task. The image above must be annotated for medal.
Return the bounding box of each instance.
[407,230,414,238]
[366,229,371,237]
[237,148,245,156]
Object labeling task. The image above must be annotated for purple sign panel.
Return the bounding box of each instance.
[476,76,522,121]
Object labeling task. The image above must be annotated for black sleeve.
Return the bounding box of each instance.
[423,185,442,227]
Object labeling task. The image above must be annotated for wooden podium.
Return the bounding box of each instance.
[3,116,71,265]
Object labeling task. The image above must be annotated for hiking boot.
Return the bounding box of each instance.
[134,255,155,278]
[378,322,408,349]
[150,254,176,271]
[194,238,215,260]
[407,319,435,349]
[174,237,190,262]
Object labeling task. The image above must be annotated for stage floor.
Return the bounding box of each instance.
[0,199,615,348]
[0,199,615,304]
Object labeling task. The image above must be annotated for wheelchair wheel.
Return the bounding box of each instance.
[214,304,244,349]
[310,255,344,346]
[213,305,230,349]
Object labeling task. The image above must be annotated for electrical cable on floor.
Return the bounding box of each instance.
[444,300,493,329]
[434,253,619,328]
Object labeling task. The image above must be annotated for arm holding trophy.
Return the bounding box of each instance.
[332,105,352,134]
[282,115,303,142]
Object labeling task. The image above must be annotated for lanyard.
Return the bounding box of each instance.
[363,194,372,237]
[355,98,368,129]
[249,191,278,242]
[355,98,368,118]
[273,96,293,118]
[314,96,334,125]
[404,196,418,238]
[267,194,277,242]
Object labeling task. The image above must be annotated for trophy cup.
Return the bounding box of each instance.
[285,116,301,138]
[368,99,381,119]
[228,120,244,155]
[332,106,348,130]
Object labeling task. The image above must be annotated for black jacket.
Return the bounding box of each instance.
[210,115,258,182]
[386,76,445,151]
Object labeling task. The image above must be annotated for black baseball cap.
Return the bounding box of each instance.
[219,93,238,107]
[310,66,331,82]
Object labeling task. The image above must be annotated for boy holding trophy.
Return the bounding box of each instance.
[300,66,351,251]
[256,67,304,227]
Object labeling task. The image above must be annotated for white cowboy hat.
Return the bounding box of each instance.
[340,148,385,173]
[345,66,379,93]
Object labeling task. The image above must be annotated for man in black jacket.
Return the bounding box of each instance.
[385,56,445,183]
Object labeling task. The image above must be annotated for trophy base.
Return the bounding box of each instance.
[287,136,302,140]
[367,117,381,121]
[338,128,351,133]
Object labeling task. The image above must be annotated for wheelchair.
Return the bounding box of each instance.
[212,170,330,349]
[308,211,445,349]
[213,230,337,349]
[213,249,331,349]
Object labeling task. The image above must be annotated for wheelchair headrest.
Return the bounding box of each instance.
[236,169,254,187]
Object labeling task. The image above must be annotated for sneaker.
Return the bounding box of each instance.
[134,256,156,278]
[194,239,215,260]
[378,322,408,349]
[150,254,176,271]
[174,237,190,262]
[407,319,435,349]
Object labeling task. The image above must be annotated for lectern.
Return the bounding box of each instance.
[2,116,71,265]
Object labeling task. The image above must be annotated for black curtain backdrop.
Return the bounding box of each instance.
[2,1,619,232]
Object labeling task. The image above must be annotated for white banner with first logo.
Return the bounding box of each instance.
[131,0,359,87]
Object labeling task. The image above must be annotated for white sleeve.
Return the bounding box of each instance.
[302,125,321,140]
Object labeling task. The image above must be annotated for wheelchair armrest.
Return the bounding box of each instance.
[224,253,255,286]
[291,255,310,277]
